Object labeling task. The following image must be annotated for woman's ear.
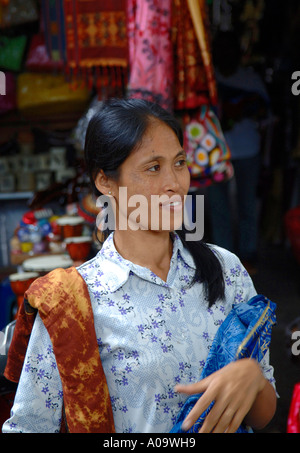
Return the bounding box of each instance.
[94,169,113,196]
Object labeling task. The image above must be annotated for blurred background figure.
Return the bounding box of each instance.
[208,30,271,275]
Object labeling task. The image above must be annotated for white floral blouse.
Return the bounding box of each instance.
[2,232,275,433]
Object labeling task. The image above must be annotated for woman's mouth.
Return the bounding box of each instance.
[160,197,183,211]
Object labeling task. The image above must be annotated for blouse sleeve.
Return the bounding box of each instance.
[2,313,63,433]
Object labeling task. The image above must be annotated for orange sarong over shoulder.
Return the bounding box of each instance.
[4,267,115,433]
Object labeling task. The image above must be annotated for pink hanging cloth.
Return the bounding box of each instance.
[127,0,174,111]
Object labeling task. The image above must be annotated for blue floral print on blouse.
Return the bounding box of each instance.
[2,232,275,433]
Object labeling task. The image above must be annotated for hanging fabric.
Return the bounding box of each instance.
[127,0,174,112]
[26,4,65,72]
[172,0,217,110]
[41,0,66,66]
[41,0,128,98]
[187,0,218,105]
[25,33,64,72]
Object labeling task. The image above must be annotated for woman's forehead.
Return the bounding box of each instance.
[133,121,181,153]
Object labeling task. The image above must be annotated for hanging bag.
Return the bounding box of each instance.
[184,105,234,187]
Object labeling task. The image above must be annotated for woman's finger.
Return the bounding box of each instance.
[204,393,254,433]
[179,382,218,431]
[174,375,212,396]
[201,402,240,433]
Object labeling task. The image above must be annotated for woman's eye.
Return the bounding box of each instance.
[175,159,186,167]
[148,164,160,172]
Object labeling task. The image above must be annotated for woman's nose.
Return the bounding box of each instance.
[162,168,180,192]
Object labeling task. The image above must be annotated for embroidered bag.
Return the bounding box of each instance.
[184,105,234,188]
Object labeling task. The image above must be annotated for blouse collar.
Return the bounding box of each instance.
[93,231,196,292]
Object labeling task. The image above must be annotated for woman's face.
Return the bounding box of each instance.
[110,119,190,233]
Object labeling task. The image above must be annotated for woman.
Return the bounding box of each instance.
[3,99,276,433]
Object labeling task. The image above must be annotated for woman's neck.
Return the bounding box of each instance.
[113,229,173,282]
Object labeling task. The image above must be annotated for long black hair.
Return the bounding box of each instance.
[84,98,225,306]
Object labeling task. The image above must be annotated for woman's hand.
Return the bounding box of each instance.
[175,358,274,433]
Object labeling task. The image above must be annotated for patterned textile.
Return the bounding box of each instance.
[127,0,174,111]
[4,300,36,385]
[25,33,65,72]
[187,0,218,105]
[41,0,66,64]
[171,294,277,433]
[63,0,128,68]
[172,0,217,110]
[184,106,233,188]
[41,0,128,96]
[5,267,115,433]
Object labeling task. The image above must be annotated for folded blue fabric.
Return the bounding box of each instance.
[171,294,277,433]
